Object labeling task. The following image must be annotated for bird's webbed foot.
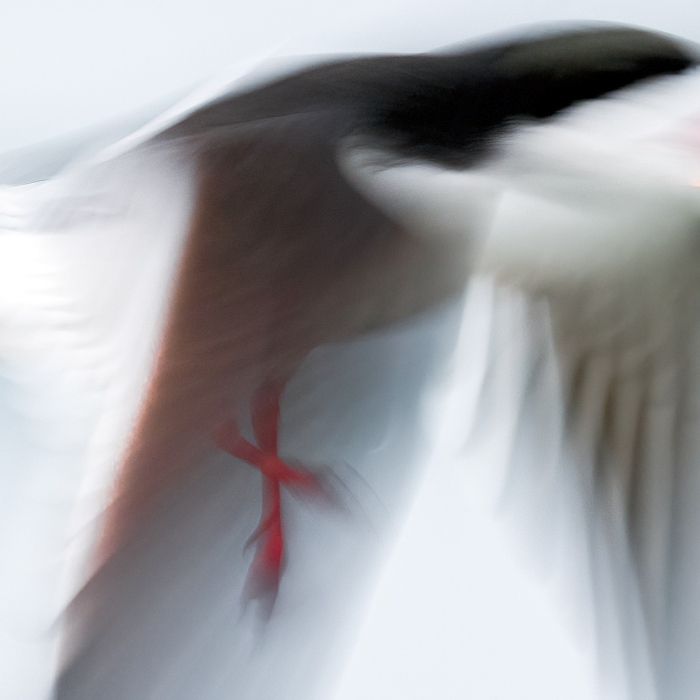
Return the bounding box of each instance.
[213,382,331,604]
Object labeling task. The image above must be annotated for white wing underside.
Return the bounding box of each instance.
[454,68,700,699]
[434,276,700,700]
[347,66,700,699]
[0,144,197,698]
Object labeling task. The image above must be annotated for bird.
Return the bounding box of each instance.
[1,21,700,700]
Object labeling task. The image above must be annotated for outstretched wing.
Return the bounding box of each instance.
[0,142,197,699]
[53,106,454,700]
[468,65,700,699]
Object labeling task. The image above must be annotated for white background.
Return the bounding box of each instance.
[2,0,700,154]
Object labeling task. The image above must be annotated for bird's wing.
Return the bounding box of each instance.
[458,67,700,700]
[0,57,289,697]
[56,133,460,700]
[5,47,482,698]
[0,143,197,698]
[335,49,700,700]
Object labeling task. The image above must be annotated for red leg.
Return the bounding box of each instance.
[247,476,283,598]
[252,381,282,454]
[213,381,321,601]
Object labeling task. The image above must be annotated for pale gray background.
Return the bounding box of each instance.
[1,0,700,154]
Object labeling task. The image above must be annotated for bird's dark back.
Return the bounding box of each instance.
[159,26,696,165]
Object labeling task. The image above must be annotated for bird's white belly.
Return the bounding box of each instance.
[479,182,698,287]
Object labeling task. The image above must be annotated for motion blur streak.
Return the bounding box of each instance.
[1,23,700,700]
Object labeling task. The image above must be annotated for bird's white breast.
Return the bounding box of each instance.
[479,69,700,290]
[342,69,700,319]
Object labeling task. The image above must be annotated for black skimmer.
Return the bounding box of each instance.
[1,22,699,700]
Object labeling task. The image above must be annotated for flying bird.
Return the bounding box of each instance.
[1,22,700,700]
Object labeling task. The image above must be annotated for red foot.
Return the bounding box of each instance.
[213,382,323,601]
